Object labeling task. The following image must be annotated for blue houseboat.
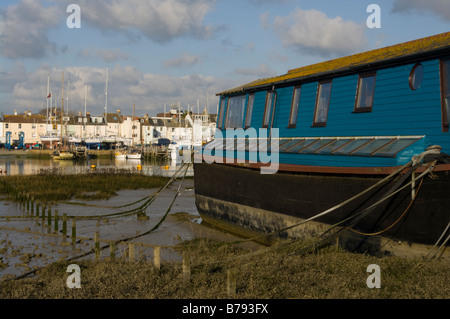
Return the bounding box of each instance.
[194,32,450,258]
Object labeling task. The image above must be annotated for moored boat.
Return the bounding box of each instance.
[115,150,127,160]
[194,32,450,258]
[51,149,74,160]
[126,150,142,160]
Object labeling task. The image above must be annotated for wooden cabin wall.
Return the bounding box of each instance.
[217,58,450,157]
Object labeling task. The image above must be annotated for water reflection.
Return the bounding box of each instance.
[0,156,193,177]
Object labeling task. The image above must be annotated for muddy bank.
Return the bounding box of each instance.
[0,178,262,281]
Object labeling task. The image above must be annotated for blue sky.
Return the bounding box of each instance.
[1,0,449,117]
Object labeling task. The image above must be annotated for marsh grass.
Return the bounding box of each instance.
[0,238,448,299]
[0,169,170,202]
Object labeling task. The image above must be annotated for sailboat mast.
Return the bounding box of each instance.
[66,75,70,145]
[104,67,108,124]
[46,74,50,126]
[67,75,70,117]
[132,103,135,147]
[61,71,64,146]
[83,84,87,139]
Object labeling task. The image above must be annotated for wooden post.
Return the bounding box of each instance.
[227,269,237,298]
[154,246,161,271]
[95,232,100,261]
[110,241,116,260]
[182,251,190,282]
[47,206,51,227]
[62,214,67,238]
[71,218,76,245]
[21,192,25,210]
[30,196,34,216]
[42,205,46,225]
[54,210,59,233]
[128,243,135,262]
[36,200,40,218]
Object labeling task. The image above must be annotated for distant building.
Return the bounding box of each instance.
[0,107,216,149]
[1,111,46,145]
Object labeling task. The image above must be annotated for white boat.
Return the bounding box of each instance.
[115,150,127,159]
[126,149,142,160]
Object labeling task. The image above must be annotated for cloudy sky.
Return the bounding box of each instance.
[1,0,449,117]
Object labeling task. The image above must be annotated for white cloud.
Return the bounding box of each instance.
[163,53,202,68]
[0,0,60,59]
[6,64,234,116]
[272,8,368,57]
[71,0,215,43]
[391,0,450,22]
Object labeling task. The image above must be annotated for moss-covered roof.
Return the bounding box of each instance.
[218,32,450,96]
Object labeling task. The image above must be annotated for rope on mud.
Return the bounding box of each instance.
[63,162,189,219]
[7,163,191,281]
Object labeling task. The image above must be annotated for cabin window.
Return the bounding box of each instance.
[313,80,332,127]
[288,86,301,128]
[441,59,450,132]
[217,98,226,130]
[354,73,376,112]
[244,93,255,129]
[409,64,424,91]
[225,95,246,128]
[262,91,274,128]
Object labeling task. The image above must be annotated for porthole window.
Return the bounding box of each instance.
[409,63,424,90]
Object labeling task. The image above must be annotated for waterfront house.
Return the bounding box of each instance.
[1,111,47,146]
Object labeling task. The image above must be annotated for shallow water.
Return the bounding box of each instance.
[0,178,202,279]
[0,155,193,177]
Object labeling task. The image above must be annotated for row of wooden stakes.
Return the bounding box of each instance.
[13,191,238,297]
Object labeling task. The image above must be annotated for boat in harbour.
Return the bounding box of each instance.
[115,150,127,160]
[126,149,142,160]
[194,32,450,258]
[51,149,74,160]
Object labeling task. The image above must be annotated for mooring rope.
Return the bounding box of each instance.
[63,162,188,210]
[58,162,189,220]
[348,178,424,236]
[202,158,438,263]
[0,164,188,222]
[322,161,435,237]
[426,221,450,260]
[221,159,415,247]
[7,162,191,281]
[286,162,437,257]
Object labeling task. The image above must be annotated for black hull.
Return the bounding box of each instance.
[193,162,450,257]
